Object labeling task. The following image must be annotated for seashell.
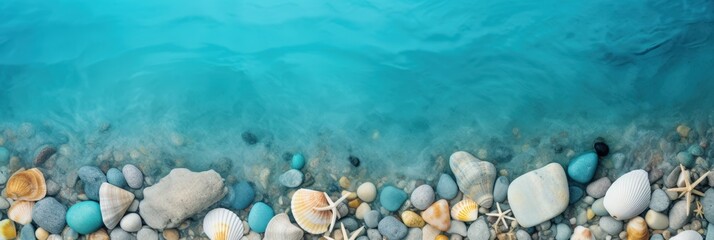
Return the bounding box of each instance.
[570,226,593,240]
[603,170,650,220]
[203,208,244,240]
[264,213,303,240]
[451,198,479,222]
[290,189,347,234]
[449,151,496,208]
[6,168,47,201]
[670,230,703,240]
[87,228,110,240]
[420,199,451,231]
[400,211,425,228]
[625,217,649,240]
[8,200,35,225]
[0,219,16,239]
[99,182,136,229]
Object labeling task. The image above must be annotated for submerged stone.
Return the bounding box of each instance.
[241,131,258,145]
[379,185,407,212]
[348,155,361,167]
[248,202,274,233]
[567,152,598,184]
[508,163,569,227]
[436,174,458,200]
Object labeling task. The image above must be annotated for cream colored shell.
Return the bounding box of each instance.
[449,151,496,208]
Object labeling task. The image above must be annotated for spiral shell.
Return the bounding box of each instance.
[449,151,496,208]
[451,198,479,222]
[264,213,303,240]
[625,217,649,240]
[99,183,135,229]
[203,208,244,240]
[6,168,47,201]
[603,170,650,220]
[8,200,34,225]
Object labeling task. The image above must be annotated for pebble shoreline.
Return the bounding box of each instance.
[0,123,712,240]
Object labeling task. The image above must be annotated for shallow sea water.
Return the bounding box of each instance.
[2,0,714,205]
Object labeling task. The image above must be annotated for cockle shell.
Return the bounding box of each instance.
[451,198,479,222]
[203,208,244,240]
[603,170,650,220]
[570,226,594,240]
[0,219,17,240]
[449,151,496,208]
[99,182,135,229]
[421,199,451,231]
[264,213,303,240]
[6,168,47,201]
[400,211,425,228]
[290,189,333,234]
[8,200,34,225]
[625,217,649,240]
[670,230,703,240]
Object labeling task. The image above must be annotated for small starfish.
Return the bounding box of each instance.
[485,202,516,231]
[313,192,350,234]
[323,223,365,240]
[695,200,705,219]
[667,164,710,216]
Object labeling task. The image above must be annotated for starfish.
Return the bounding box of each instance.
[313,192,350,235]
[668,164,710,216]
[323,223,365,240]
[485,202,516,231]
[695,200,705,219]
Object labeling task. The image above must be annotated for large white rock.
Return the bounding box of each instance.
[507,163,569,227]
[139,168,226,229]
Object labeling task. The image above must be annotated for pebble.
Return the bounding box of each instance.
[467,217,489,240]
[405,228,422,240]
[598,216,623,235]
[516,229,532,240]
[341,217,359,231]
[649,168,664,183]
[613,152,625,169]
[120,213,142,232]
[688,145,704,156]
[367,229,381,240]
[122,164,144,189]
[410,184,435,210]
[377,216,407,240]
[436,174,458,200]
[666,166,682,188]
[110,228,134,240]
[128,199,139,213]
[645,210,669,230]
[66,201,103,234]
[585,177,611,198]
[357,182,377,202]
[247,202,274,233]
[364,210,380,228]
[676,151,694,168]
[137,228,159,240]
[447,221,467,236]
[0,147,9,165]
[20,224,35,240]
[0,197,10,210]
[231,181,255,210]
[706,224,714,240]
[355,202,371,219]
[554,223,571,240]
[77,166,107,200]
[106,168,127,188]
[669,200,690,229]
[702,189,714,222]
[32,197,67,234]
[348,155,361,167]
[46,180,60,196]
[569,186,584,204]
[241,131,258,145]
[290,153,305,170]
[594,141,609,157]
[379,185,407,212]
[162,229,179,240]
[339,176,351,189]
[508,163,569,227]
[493,176,509,203]
[279,169,304,188]
[649,189,670,212]
[62,227,79,240]
[567,152,598,184]
[35,228,49,240]
[422,225,440,240]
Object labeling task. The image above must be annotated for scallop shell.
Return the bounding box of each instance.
[290,189,333,234]
[625,217,649,240]
[8,200,35,225]
[0,219,17,240]
[449,151,496,208]
[603,170,650,220]
[670,230,703,240]
[99,182,136,229]
[264,213,304,240]
[451,198,479,222]
[420,199,451,231]
[6,168,47,201]
[203,208,244,240]
[570,226,593,240]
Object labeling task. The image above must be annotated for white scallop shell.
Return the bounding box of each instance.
[8,200,34,225]
[203,208,244,240]
[264,213,303,240]
[670,230,703,240]
[449,151,496,208]
[99,182,135,229]
[570,226,594,240]
[603,170,650,220]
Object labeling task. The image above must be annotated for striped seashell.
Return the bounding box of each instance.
[203,208,244,240]
[603,170,650,220]
[290,189,333,234]
[99,182,135,229]
[449,151,496,208]
[625,217,649,240]
[8,200,35,225]
[570,226,593,240]
[421,199,451,231]
[670,230,703,240]
[450,198,479,222]
[264,213,303,240]
[0,219,16,240]
[6,168,47,201]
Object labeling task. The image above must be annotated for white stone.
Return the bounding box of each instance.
[507,163,569,227]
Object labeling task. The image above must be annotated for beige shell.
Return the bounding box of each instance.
[87,228,110,240]
[8,200,34,225]
[0,219,16,239]
[670,230,703,240]
[449,151,496,208]
[451,198,479,222]
[400,211,425,228]
[264,213,304,240]
[203,208,244,240]
[6,168,47,201]
[603,170,650,220]
[421,199,451,231]
[290,189,333,234]
[570,226,594,240]
[626,217,649,240]
[99,182,135,229]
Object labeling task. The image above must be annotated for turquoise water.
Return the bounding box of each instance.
[1,0,714,187]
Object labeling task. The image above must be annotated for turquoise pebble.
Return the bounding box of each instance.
[567,152,598,184]
[568,186,583,204]
[0,147,9,164]
[248,202,274,233]
[231,181,255,210]
[676,151,694,168]
[66,201,103,234]
[291,154,306,170]
[379,185,407,212]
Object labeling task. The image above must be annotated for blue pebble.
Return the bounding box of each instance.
[677,151,695,168]
[291,153,306,170]
[106,168,127,188]
[567,152,598,184]
[379,185,407,212]
[77,166,107,201]
[248,202,274,233]
[66,201,103,234]
[568,186,584,204]
[689,145,704,156]
[231,181,255,210]
[0,147,9,165]
[436,174,458,199]
[20,224,35,240]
